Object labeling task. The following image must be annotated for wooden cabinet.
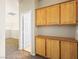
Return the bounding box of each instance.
[35,37,45,56]
[35,36,77,59]
[46,39,51,58]
[46,39,60,59]
[61,1,77,24]
[50,39,60,59]
[46,5,60,25]
[61,41,77,59]
[36,8,46,26]
[36,1,77,26]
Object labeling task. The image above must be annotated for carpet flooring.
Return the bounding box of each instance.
[6,50,45,59]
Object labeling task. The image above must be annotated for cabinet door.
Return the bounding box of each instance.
[46,39,60,59]
[35,37,45,56]
[50,40,60,59]
[36,8,46,26]
[61,1,77,24]
[61,41,77,59]
[46,39,51,58]
[47,5,60,25]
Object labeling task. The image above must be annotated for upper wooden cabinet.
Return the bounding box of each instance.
[46,5,60,25]
[35,37,45,56]
[61,1,77,24]
[61,41,77,59]
[36,1,77,26]
[36,8,46,26]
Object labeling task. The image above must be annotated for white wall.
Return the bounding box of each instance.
[0,0,5,59]
[35,0,39,8]
[37,26,76,38]
[36,0,77,39]
[6,30,20,39]
[19,0,35,55]
[5,30,11,38]
[38,0,69,8]
[23,12,32,53]
[5,0,19,39]
[6,0,19,30]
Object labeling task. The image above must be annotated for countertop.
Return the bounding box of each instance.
[36,35,78,43]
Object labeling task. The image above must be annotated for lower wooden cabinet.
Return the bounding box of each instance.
[35,36,77,59]
[35,37,45,56]
[46,39,51,58]
[61,41,77,59]
[51,40,60,59]
[46,39,60,59]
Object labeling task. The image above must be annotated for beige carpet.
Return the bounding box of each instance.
[6,38,31,59]
[6,38,19,57]
[6,50,31,59]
